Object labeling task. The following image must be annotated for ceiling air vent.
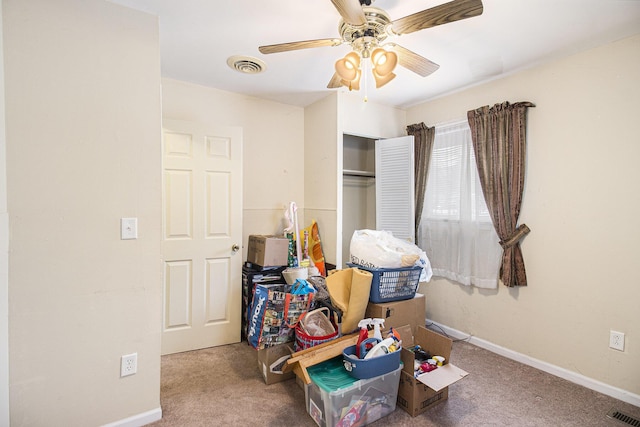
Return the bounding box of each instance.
[227,56,266,74]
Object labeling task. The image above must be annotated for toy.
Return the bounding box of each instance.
[420,361,438,373]
[410,345,431,361]
[386,327,402,352]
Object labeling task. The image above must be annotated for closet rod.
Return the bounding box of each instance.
[343,169,375,178]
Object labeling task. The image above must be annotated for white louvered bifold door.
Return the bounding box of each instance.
[375,135,415,242]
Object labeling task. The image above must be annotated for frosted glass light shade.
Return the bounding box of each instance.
[372,70,396,88]
[371,48,397,76]
[335,52,361,82]
[341,69,361,90]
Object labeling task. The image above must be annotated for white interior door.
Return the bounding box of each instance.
[375,135,415,242]
[161,119,242,355]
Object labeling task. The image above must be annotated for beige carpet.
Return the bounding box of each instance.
[150,331,639,426]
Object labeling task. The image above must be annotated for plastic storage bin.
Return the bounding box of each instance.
[347,263,422,303]
[305,357,402,427]
[342,339,402,379]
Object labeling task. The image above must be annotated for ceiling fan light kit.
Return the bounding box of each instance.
[336,48,398,90]
[258,0,484,91]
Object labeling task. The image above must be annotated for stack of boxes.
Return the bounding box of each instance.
[244,235,296,384]
[242,234,290,342]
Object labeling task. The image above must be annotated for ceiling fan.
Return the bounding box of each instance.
[258,0,484,91]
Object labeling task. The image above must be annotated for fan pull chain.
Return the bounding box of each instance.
[362,61,369,102]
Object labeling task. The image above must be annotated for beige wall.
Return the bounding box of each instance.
[304,94,339,265]
[409,34,640,397]
[304,92,406,266]
[160,79,305,260]
[0,1,8,424]
[4,1,162,425]
[339,91,406,139]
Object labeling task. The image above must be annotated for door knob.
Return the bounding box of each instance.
[232,244,240,252]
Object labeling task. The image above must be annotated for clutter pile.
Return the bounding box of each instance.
[244,212,467,425]
[409,345,447,375]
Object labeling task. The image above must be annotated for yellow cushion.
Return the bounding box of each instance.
[326,267,373,334]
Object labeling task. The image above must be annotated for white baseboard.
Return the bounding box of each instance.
[426,319,640,408]
[102,407,162,427]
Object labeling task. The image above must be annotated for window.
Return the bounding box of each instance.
[417,121,501,288]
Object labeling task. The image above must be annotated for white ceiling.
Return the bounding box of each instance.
[109,0,640,109]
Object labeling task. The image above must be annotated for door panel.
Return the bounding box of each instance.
[206,171,230,237]
[164,260,192,329]
[162,120,242,355]
[164,169,192,239]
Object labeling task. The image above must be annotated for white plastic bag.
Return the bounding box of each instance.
[350,229,433,282]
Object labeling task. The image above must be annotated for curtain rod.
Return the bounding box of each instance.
[432,117,467,128]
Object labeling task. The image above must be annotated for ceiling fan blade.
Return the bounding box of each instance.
[389,44,440,77]
[259,38,342,55]
[327,73,344,89]
[391,0,483,35]
[330,0,367,26]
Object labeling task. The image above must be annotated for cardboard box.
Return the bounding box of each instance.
[247,235,289,267]
[365,293,426,333]
[398,371,449,417]
[397,325,469,417]
[257,342,295,385]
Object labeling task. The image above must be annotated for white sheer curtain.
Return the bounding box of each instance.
[417,121,501,289]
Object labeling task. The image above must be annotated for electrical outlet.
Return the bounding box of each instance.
[609,331,625,351]
[121,353,138,377]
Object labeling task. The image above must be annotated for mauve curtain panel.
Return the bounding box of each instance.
[467,101,535,287]
[407,122,436,242]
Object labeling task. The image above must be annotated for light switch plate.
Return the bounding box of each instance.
[121,218,138,240]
